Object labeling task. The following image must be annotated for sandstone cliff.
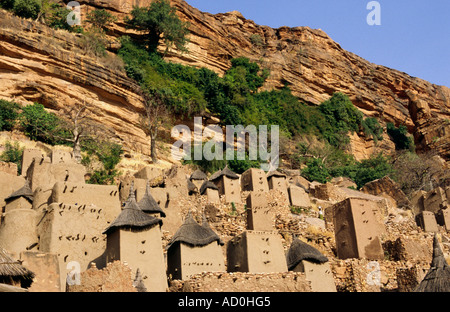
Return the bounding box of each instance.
[1,0,450,161]
[0,9,149,155]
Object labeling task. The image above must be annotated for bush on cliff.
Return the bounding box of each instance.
[0,99,20,131]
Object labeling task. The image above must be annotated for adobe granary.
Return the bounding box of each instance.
[286,237,336,292]
[103,183,166,292]
[267,170,289,201]
[137,181,166,218]
[199,180,220,204]
[246,191,273,232]
[227,231,288,274]
[0,246,34,290]
[0,181,38,256]
[209,166,241,204]
[189,169,208,191]
[415,211,439,233]
[25,155,86,192]
[288,184,312,209]
[415,235,450,292]
[241,168,269,193]
[166,212,225,281]
[332,197,385,260]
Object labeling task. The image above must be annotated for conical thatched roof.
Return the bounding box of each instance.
[0,246,34,288]
[415,234,450,292]
[166,212,223,250]
[199,180,219,195]
[5,181,33,203]
[209,166,239,181]
[190,169,207,181]
[286,237,329,270]
[137,181,166,218]
[103,183,162,235]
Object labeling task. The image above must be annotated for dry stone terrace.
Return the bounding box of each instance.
[0,147,449,292]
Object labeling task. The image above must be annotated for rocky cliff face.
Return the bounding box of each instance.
[0,9,149,155]
[1,0,450,160]
[166,0,450,159]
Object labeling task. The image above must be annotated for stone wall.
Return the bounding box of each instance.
[170,272,311,292]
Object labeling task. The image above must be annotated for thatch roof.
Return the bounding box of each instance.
[209,166,239,181]
[286,237,329,270]
[267,170,286,179]
[415,235,450,292]
[103,183,162,235]
[190,169,208,181]
[0,246,34,288]
[166,213,223,250]
[137,181,166,217]
[199,180,219,195]
[5,181,33,203]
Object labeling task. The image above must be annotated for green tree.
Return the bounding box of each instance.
[86,8,117,33]
[362,117,384,143]
[125,0,190,54]
[318,92,364,148]
[353,153,394,189]
[12,0,41,19]
[0,141,23,174]
[387,122,415,152]
[83,140,123,185]
[0,0,16,10]
[20,102,70,145]
[301,158,330,184]
[0,99,20,131]
[45,2,74,31]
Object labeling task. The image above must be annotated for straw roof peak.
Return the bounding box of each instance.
[286,238,329,270]
[415,234,450,292]
[190,169,208,181]
[138,180,166,217]
[5,181,33,203]
[209,166,239,181]
[166,212,223,250]
[103,182,162,234]
[199,180,219,195]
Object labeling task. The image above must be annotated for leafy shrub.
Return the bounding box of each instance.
[362,117,384,142]
[0,141,23,174]
[250,34,264,48]
[20,103,70,145]
[86,8,116,32]
[0,99,20,131]
[318,92,364,148]
[124,0,189,54]
[387,122,415,152]
[13,0,41,19]
[82,139,123,185]
[46,3,73,31]
[0,0,16,10]
[352,153,394,189]
[79,30,108,57]
[227,152,261,174]
[301,158,330,184]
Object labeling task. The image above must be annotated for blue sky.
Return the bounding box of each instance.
[185,0,450,88]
